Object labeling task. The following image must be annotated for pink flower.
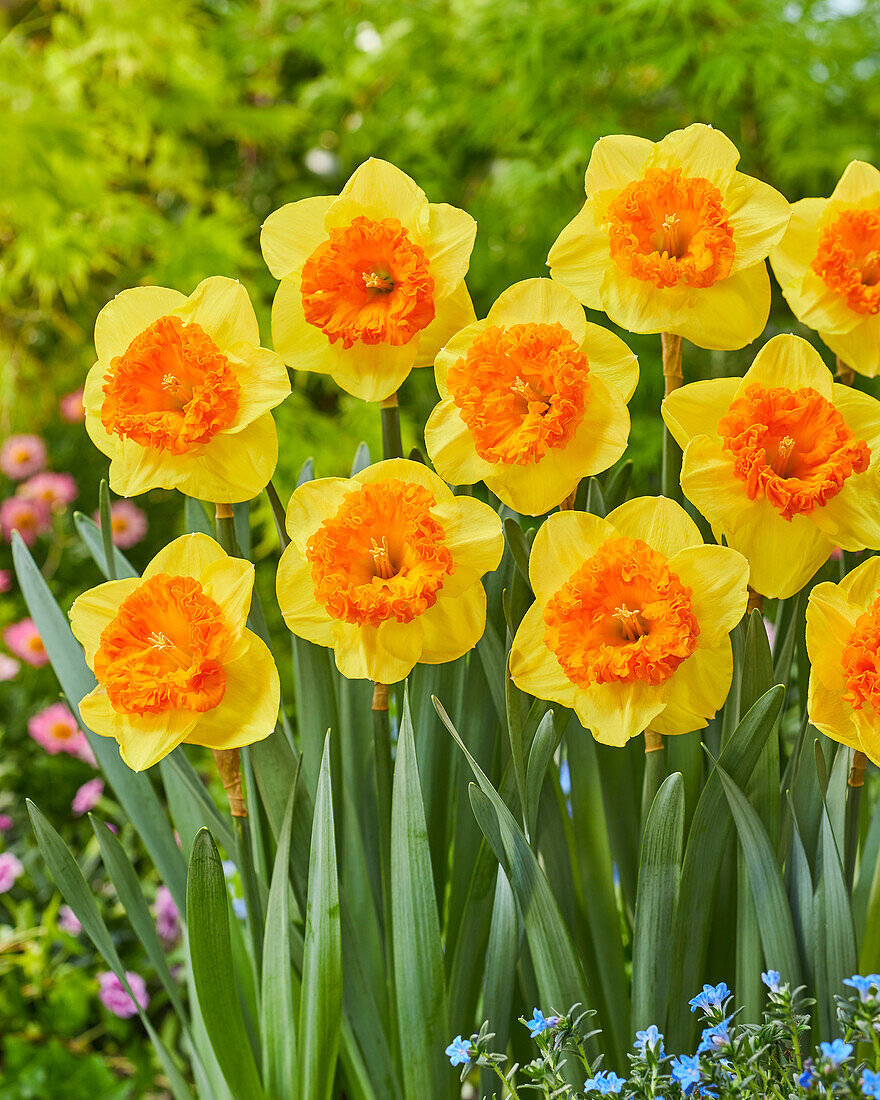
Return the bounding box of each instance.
[0,852,23,893]
[0,434,46,480]
[93,500,148,550]
[154,885,181,945]
[0,570,11,593]
[19,472,77,513]
[98,971,149,1018]
[58,905,82,935]
[28,702,91,759]
[0,654,20,681]
[1,496,51,546]
[59,389,85,423]
[0,815,12,831]
[4,619,48,667]
[72,778,104,816]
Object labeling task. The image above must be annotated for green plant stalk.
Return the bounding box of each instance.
[381,393,403,460]
[660,332,683,503]
[99,479,116,581]
[640,732,665,843]
[372,686,396,1018]
[846,750,867,889]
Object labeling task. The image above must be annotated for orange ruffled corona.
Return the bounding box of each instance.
[548,123,790,350]
[771,161,880,376]
[70,534,280,772]
[261,159,477,402]
[425,279,638,516]
[807,555,880,764]
[276,459,503,683]
[510,497,748,746]
[662,334,880,599]
[84,277,290,502]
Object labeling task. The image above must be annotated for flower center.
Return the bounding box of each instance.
[446,322,590,465]
[812,208,880,315]
[842,595,880,714]
[27,636,45,655]
[50,722,75,740]
[306,479,455,628]
[101,315,240,455]
[300,215,435,349]
[604,167,736,289]
[543,536,700,687]
[718,384,870,520]
[94,573,231,716]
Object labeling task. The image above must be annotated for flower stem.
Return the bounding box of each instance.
[846,749,867,888]
[381,392,403,460]
[371,682,396,1017]
[641,729,665,839]
[836,356,856,387]
[660,332,683,504]
[265,480,291,550]
[99,479,116,581]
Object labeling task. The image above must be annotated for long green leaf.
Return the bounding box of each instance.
[524,710,557,842]
[715,761,802,987]
[73,511,137,579]
[187,828,265,1100]
[299,738,342,1100]
[13,533,187,910]
[632,773,684,1032]
[480,867,520,1100]
[816,796,857,1037]
[392,693,449,1100]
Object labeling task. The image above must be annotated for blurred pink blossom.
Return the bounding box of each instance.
[93,500,148,549]
[20,472,77,512]
[1,496,51,545]
[0,655,20,681]
[4,619,48,667]
[98,971,149,1018]
[0,434,46,480]
[58,905,82,935]
[0,815,11,831]
[0,569,11,593]
[59,389,85,423]
[28,703,92,760]
[0,852,23,893]
[154,885,181,945]
[72,778,104,816]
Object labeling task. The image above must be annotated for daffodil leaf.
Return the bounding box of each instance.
[350,441,371,474]
[525,709,558,842]
[503,517,532,590]
[297,456,315,486]
[479,866,520,1098]
[184,495,215,536]
[73,510,137,580]
[602,459,633,511]
[786,791,814,988]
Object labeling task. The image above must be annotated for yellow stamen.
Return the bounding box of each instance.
[363,271,394,292]
[369,535,395,580]
[773,435,796,477]
[510,376,549,406]
[615,603,647,643]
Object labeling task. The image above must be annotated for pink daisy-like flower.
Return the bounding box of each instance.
[0,570,11,593]
[4,619,48,667]
[59,389,85,423]
[72,778,104,816]
[93,499,148,550]
[1,496,51,546]
[0,435,46,480]
[154,885,181,946]
[28,702,90,758]
[0,815,12,831]
[0,852,23,893]
[19,472,77,513]
[58,905,82,935]
[98,971,149,1018]
[0,655,19,681]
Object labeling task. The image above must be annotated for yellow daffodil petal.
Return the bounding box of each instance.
[285,477,358,549]
[822,319,880,378]
[172,276,260,350]
[83,362,116,459]
[509,601,578,709]
[424,398,496,486]
[199,557,255,638]
[429,496,505,590]
[329,339,421,403]
[809,678,861,751]
[415,281,477,368]
[333,618,423,683]
[325,158,429,235]
[528,510,617,604]
[434,320,489,396]
[143,532,227,580]
[70,579,141,664]
[833,386,880,454]
[582,321,640,402]
[839,553,880,606]
[830,160,880,205]
[224,344,291,433]
[671,263,771,351]
[260,194,335,279]
[574,679,667,747]
[737,333,832,398]
[79,688,198,772]
[547,198,609,309]
[806,581,860,681]
[854,710,880,765]
[355,457,454,500]
[726,173,791,274]
[486,278,587,344]
[275,545,338,646]
[111,413,278,503]
[94,286,188,363]
[584,133,654,202]
[661,377,740,450]
[649,641,733,737]
[424,203,478,299]
[419,586,487,664]
[667,545,749,648]
[814,470,880,551]
[653,123,740,188]
[606,495,703,557]
[186,632,279,751]
[271,275,346,374]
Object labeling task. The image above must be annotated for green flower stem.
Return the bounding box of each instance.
[490,1060,523,1099]
[660,332,683,503]
[845,750,866,889]
[381,392,404,460]
[371,682,396,1012]
[641,729,665,841]
[265,480,291,550]
[99,479,116,581]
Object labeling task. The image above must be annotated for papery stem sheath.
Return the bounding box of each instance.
[381,392,404,460]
